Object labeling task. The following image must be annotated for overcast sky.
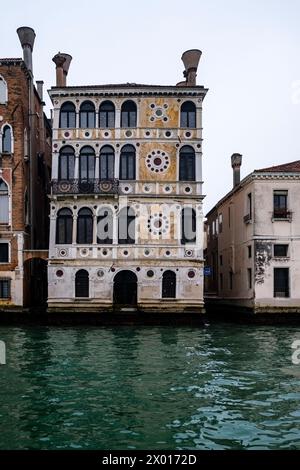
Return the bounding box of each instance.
[1,0,300,212]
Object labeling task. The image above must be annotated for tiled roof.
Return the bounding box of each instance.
[256,160,300,173]
[51,83,206,90]
[0,58,23,63]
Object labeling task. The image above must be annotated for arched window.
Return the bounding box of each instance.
[2,125,12,153]
[58,146,75,180]
[80,101,95,128]
[0,75,7,104]
[0,179,9,224]
[56,208,73,244]
[99,101,115,128]
[181,207,196,244]
[79,146,95,180]
[99,145,114,180]
[180,101,196,128]
[119,145,136,180]
[179,146,195,181]
[118,207,135,244]
[77,208,93,244]
[162,271,176,298]
[75,269,89,298]
[59,102,76,128]
[97,207,113,244]
[121,100,137,128]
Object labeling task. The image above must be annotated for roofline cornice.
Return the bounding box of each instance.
[206,171,300,218]
[48,86,208,101]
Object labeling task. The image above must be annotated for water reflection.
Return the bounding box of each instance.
[0,324,299,449]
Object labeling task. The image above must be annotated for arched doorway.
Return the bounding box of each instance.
[162,270,176,298]
[113,270,137,306]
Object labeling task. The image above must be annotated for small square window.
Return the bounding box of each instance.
[0,279,10,298]
[274,244,288,257]
[0,243,9,263]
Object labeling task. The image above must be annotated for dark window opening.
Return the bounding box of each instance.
[79,146,95,181]
[56,208,73,244]
[274,268,289,298]
[273,191,288,218]
[77,208,93,244]
[97,209,113,244]
[121,100,137,128]
[0,279,10,298]
[274,244,288,257]
[2,125,12,153]
[248,268,252,289]
[59,146,75,180]
[99,101,115,128]
[119,145,136,180]
[75,269,89,297]
[59,102,76,128]
[248,245,252,258]
[181,207,196,244]
[180,101,196,128]
[179,146,195,181]
[79,101,95,128]
[162,270,176,298]
[118,207,135,244]
[99,145,114,180]
[0,243,9,263]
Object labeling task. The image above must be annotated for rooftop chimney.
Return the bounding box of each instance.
[36,80,44,102]
[17,26,36,74]
[52,52,72,87]
[178,49,202,86]
[231,153,242,187]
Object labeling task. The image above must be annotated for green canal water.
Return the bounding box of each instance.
[0,324,300,450]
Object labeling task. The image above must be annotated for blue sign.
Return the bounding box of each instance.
[204,267,212,276]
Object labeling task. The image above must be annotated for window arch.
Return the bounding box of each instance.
[121,100,137,128]
[180,101,196,128]
[0,75,7,104]
[80,101,95,128]
[162,270,176,298]
[179,146,195,181]
[58,146,75,180]
[97,207,113,244]
[2,125,12,153]
[181,207,196,244]
[56,208,73,244]
[99,101,115,128]
[75,269,89,298]
[77,208,93,244]
[118,207,135,244]
[59,102,76,128]
[119,145,136,180]
[99,145,114,180]
[0,179,9,224]
[79,146,95,180]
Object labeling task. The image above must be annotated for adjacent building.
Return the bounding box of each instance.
[48,50,207,314]
[0,27,51,310]
[205,155,300,315]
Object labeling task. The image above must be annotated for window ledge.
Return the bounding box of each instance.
[74,297,92,301]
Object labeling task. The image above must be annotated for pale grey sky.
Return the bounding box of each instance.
[1,0,300,212]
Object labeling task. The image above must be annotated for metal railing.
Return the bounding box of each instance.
[52,179,119,195]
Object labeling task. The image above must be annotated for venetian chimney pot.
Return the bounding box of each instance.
[231,153,243,187]
[17,26,36,74]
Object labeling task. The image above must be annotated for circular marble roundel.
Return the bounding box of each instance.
[147,213,169,236]
[146,150,170,174]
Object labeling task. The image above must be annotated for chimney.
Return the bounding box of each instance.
[231,153,242,187]
[17,26,36,74]
[36,80,44,101]
[52,52,72,87]
[179,49,202,86]
[61,53,72,83]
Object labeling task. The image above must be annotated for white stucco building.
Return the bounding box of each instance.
[47,50,208,314]
[205,157,300,316]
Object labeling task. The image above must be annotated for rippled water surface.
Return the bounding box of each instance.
[0,324,300,449]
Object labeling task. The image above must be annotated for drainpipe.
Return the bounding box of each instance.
[17,26,36,249]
